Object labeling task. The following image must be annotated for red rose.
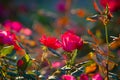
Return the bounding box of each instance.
[100,0,120,12]
[61,31,83,52]
[39,35,61,50]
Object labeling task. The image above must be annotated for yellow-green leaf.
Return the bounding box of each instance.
[0,45,14,56]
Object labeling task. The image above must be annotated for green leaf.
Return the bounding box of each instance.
[0,69,6,79]
[22,73,36,79]
[105,4,109,15]
[82,60,94,67]
[5,56,16,62]
[0,45,3,50]
[48,47,62,57]
[22,54,30,62]
[32,70,40,76]
[7,72,18,77]
[109,72,119,80]
[0,45,14,56]
[71,66,85,77]
[7,50,16,57]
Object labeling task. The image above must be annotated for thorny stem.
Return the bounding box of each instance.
[105,24,109,80]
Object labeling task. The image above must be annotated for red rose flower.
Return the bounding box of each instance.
[61,31,83,52]
[39,35,61,50]
[62,75,76,80]
[100,0,120,12]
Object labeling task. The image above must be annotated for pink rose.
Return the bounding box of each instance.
[92,73,103,80]
[4,20,23,32]
[61,31,83,52]
[62,75,76,80]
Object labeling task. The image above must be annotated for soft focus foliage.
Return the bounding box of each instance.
[0,0,120,80]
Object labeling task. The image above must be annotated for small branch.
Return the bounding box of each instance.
[104,24,109,80]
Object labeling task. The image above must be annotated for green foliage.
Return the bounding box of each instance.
[0,45,14,56]
[71,66,85,77]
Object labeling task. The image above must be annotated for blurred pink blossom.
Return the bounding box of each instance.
[52,61,64,68]
[21,28,32,36]
[92,73,103,80]
[62,75,76,80]
[56,2,66,13]
[4,20,23,32]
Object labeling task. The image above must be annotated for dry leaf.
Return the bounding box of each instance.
[85,63,97,74]
[93,1,102,14]
[109,35,120,49]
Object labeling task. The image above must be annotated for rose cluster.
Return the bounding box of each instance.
[3,20,32,36]
[39,31,83,52]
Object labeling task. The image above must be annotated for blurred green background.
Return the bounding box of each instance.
[0,0,120,41]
